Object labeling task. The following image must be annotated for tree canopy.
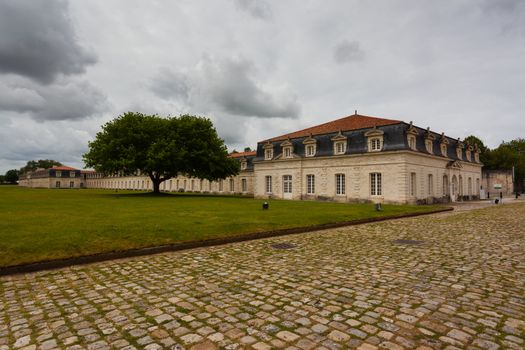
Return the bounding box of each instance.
[467,135,525,191]
[20,159,62,174]
[4,169,19,184]
[83,112,240,193]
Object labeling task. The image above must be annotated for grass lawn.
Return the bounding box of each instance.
[0,185,444,267]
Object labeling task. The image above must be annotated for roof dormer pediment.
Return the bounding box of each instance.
[302,133,317,145]
[263,141,273,149]
[407,121,418,135]
[330,130,347,142]
[280,138,293,147]
[439,133,449,144]
[364,126,384,137]
[424,127,435,140]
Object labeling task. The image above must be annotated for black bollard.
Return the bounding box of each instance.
[262,202,269,210]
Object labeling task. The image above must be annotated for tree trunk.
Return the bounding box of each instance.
[150,176,161,194]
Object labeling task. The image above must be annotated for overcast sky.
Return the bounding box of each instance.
[1,0,524,173]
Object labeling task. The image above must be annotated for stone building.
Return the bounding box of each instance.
[253,113,482,204]
[84,150,256,195]
[481,169,514,197]
[18,166,86,189]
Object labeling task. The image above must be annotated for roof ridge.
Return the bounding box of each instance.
[264,113,402,142]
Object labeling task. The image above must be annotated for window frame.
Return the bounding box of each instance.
[283,175,292,194]
[305,144,316,157]
[335,173,346,195]
[265,148,273,160]
[428,174,434,196]
[334,141,346,155]
[370,138,382,151]
[306,174,315,194]
[370,173,382,196]
[410,172,417,196]
[265,176,272,194]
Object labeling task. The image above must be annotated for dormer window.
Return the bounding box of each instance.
[474,152,480,163]
[240,161,247,170]
[441,144,447,156]
[334,141,346,155]
[280,139,294,159]
[455,139,464,160]
[364,127,384,152]
[406,122,418,151]
[425,140,433,153]
[424,128,435,154]
[56,171,62,178]
[439,133,449,157]
[263,142,274,160]
[371,139,381,151]
[408,135,416,150]
[306,144,315,157]
[331,130,347,155]
[466,150,471,161]
[303,134,317,157]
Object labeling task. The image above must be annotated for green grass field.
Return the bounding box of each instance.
[0,185,443,267]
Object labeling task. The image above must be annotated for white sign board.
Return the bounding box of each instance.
[494,184,502,189]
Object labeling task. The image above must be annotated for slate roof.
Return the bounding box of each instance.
[255,113,479,164]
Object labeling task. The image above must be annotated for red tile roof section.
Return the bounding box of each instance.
[50,165,78,171]
[265,114,402,142]
[229,151,257,158]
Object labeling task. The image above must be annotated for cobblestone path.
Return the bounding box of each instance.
[1,203,524,350]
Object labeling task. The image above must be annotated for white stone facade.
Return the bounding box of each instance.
[253,150,482,204]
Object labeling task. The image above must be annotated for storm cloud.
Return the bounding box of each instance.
[0,77,108,121]
[0,0,96,84]
[151,55,301,119]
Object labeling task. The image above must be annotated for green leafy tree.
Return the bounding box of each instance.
[464,135,491,164]
[20,159,62,174]
[83,112,240,194]
[489,139,525,190]
[4,169,19,184]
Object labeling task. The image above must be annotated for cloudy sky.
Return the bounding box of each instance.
[1,0,524,173]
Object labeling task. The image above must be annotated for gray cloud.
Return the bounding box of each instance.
[333,40,364,64]
[150,68,190,102]
[0,77,109,121]
[0,0,96,84]
[151,55,300,119]
[233,0,272,20]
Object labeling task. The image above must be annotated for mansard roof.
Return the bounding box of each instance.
[265,113,402,142]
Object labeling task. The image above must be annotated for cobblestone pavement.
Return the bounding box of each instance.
[1,204,524,350]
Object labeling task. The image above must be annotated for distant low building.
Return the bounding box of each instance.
[84,150,256,195]
[481,169,514,197]
[18,166,87,189]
